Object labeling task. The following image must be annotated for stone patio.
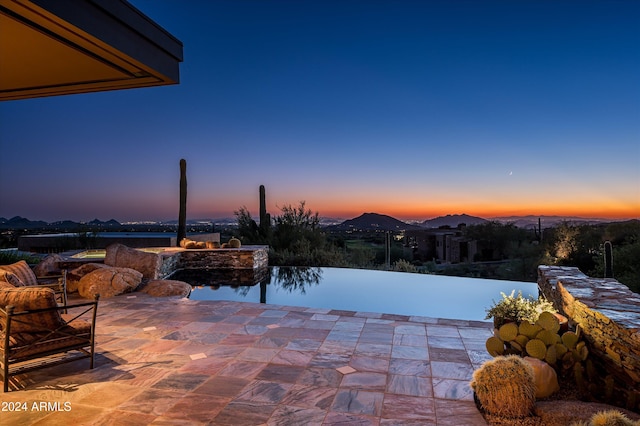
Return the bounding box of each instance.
[1,293,492,425]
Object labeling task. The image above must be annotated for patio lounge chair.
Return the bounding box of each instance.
[0,286,99,392]
[0,260,67,306]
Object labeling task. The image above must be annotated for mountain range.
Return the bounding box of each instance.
[0,216,124,230]
[0,213,627,232]
[329,212,488,231]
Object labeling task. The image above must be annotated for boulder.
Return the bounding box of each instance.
[138,279,192,298]
[67,263,110,293]
[104,243,161,280]
[32,253,65,276]
[524,356,560,398]
[78,266,143,298]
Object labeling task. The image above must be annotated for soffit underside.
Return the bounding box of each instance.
[0,0,181,101]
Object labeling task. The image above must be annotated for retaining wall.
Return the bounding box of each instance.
[538,265,640,408]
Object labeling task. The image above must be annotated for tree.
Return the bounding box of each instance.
[234,206,259,243]
[235,200,346,267]
[464,221,533,261]
[271,201,322,251]
[552,222,579,262]
[548,222,601,272]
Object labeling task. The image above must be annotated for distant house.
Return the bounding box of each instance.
[404,227,477,264]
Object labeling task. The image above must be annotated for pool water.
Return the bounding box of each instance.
[184,267,538,321]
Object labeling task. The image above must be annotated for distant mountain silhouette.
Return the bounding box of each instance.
[163,218,217,225]
[50,220,81,228]
[332,213,421,231]
[491,215,616,228]
[421,214,488,228]
[0,214,631,231]
[87,218,121,226]
[0,216,48,229]
[0,216,121,230]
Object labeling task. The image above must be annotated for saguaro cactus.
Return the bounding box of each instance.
[177,159,187,246]
[259,184,270,238]
[604,240,613,278]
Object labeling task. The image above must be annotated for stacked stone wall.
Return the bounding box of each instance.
[158,252,180,279]
[538,265,640,410]
[176,246,269,270]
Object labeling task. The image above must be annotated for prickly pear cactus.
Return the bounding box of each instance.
[537,311,561,333]
[486,336,505,356]
[499,322,519,342]
[485,314,589,376]
[525,339,547,360]
[519,321,542,339]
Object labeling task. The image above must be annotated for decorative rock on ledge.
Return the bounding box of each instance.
[538,265,640,407]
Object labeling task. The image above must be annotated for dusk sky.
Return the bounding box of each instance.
[1,0,638,223]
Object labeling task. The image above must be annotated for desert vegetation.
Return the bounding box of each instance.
[233,199,639,294]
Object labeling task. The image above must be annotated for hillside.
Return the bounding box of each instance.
[331,213,421,231]
[421,214,487,228]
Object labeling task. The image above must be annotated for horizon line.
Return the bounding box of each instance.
[2,212,637,225]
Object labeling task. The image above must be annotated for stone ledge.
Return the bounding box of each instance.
[538,265,640,407]
[174,245,269,270]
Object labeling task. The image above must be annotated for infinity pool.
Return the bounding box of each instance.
[182,267,538,321]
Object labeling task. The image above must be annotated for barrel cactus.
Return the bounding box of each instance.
[470,355,536,418]
[569,410,640,426]
[228,237,241,248]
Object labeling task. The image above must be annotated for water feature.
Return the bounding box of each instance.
[177,266,538,321]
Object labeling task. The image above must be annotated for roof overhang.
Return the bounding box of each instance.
[0,0,183,101]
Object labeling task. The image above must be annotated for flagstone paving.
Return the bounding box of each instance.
[1,293,492,425]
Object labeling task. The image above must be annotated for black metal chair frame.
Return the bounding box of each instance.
[34,269,68,307]
[0,294,99,392]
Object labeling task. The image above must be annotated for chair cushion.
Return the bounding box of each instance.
[0,260,38,287]
[0,287,64,333]
[0,271,24,287]
[3,318,92,361]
